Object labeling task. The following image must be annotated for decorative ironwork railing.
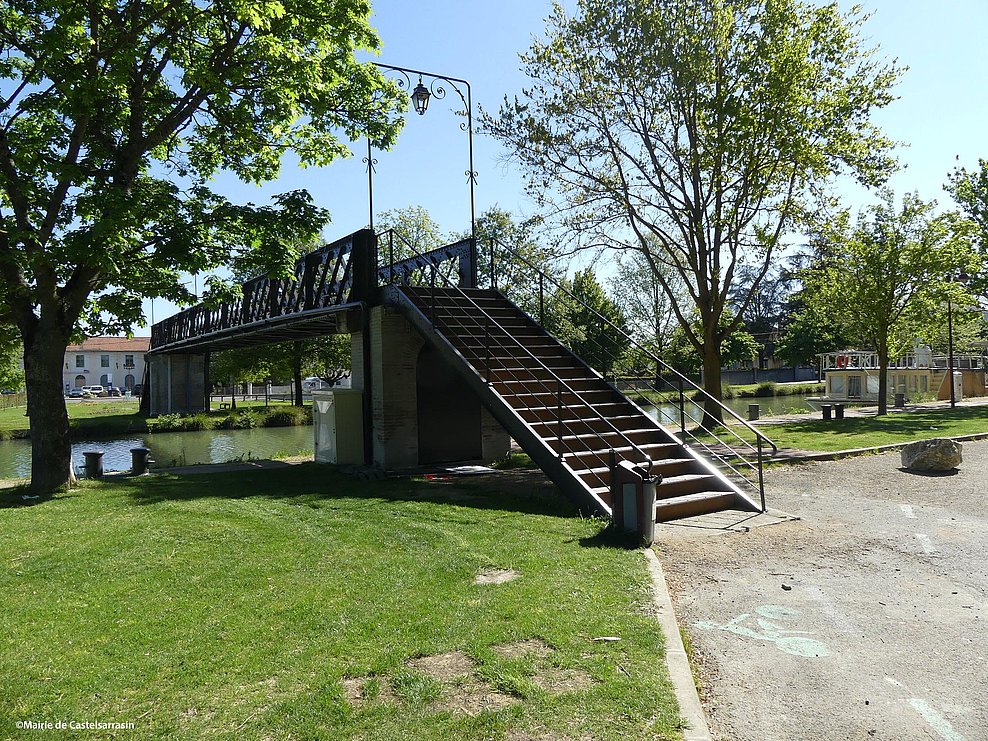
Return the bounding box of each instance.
[376,231,475,288]
[150,231,370,350]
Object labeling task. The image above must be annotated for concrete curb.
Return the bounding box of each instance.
[644,548,712,741]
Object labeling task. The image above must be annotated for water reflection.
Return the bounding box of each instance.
[0,426,314,479]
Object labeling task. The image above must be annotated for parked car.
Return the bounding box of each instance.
[302,376,327,392]
[82,385,105,397]
[105,386,122,397]
[68,387,86,398]
[133,384,143,397]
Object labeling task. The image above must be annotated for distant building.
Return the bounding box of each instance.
[818,348,987,402]
[63,337,150,392]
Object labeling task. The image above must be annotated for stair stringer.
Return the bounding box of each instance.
[388,286,611,517]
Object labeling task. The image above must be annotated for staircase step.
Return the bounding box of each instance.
[654,491,737,522]
[493,376,605,393]
[546,428,665,452]
[517,402,639,424]
[563,443,680,470]
[574,457,696,489]
[528,414,646,435]
[656,473,727,499]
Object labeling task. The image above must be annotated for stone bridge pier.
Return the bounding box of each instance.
[148,353,208,416]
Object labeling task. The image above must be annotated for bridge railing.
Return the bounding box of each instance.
[150,231,376,350]
[486,238,777,508]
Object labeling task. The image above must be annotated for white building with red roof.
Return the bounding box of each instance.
[63,337,150,393]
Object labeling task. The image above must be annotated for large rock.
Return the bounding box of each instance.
[900,438,962,471]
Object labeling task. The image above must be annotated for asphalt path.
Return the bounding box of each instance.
[656,441,988,741]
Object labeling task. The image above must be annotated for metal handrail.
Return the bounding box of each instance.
[376,229,663,483]
[488,237,776,508]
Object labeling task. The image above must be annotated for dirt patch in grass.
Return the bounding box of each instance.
[407,650,475,680]
[341,676,400,707]
[433,675,517,716]
[492,638,553,659]
[474,567,521,585]
[531,667,594,694]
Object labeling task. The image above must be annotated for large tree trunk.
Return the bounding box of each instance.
[701,337,725,429]
[23,326,74,495]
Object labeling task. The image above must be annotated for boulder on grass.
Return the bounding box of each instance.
[900,438,962,472]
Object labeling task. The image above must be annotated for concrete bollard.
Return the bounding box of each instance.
[130,447,152,476]
[83,451,104,478]
[748,403,760,421]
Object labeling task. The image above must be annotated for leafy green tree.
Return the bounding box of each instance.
[664,313,761,377]
[469,207,567,326]
[773,306,854,372]
[802,192,980,415]
[377,205,449,265]
[557,269,629,375]
[946,159,988,296]
[0,1,404,493]
[609,247,685,380]
[485,0,902,425]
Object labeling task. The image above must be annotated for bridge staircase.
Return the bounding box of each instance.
[385,239,775,521]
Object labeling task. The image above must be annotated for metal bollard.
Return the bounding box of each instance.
[83,451,104,478]
[834,404,845,420]
[821,404,832,421]
[748,403,760,421]
[130,447,152,475]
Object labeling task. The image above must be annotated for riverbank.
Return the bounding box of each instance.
[0,464,682,740]
[0,399,312,439]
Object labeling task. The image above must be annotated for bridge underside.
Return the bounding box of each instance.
[146,304,358,356]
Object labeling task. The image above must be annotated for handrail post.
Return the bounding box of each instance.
[489,239,496,290]
[429,264,436,325]
[484,316,490,383]
[389,231,395,285]
[539,274,545,326]
[678,376,686,437]
[757,436,767,513]
[556,379,563,460]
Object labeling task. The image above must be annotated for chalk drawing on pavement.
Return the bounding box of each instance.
[694,604,830,658]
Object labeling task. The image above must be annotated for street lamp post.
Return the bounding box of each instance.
[367,63,477,271]
[946,272,970,409]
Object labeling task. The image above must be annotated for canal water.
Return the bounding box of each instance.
[0,425,314,479]
[645,393,820,425]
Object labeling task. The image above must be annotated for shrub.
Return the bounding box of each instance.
[183,413,212,431]
[147,413,183,432]
[263,406,311,427]
[754,382,778,397]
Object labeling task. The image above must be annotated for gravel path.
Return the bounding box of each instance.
[657,440,988,741]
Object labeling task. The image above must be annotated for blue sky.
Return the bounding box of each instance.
[142,0,988,328]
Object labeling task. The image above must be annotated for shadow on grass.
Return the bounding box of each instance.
[118,462,584,520]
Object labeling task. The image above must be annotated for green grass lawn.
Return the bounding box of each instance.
[0,465,682,740]
[761,405,988,452]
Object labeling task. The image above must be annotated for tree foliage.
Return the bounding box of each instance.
[554,268,629,375]
[801,192,980,414]
[946,159,988,297]
[485,0,902,423]
[0,0,404,492]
